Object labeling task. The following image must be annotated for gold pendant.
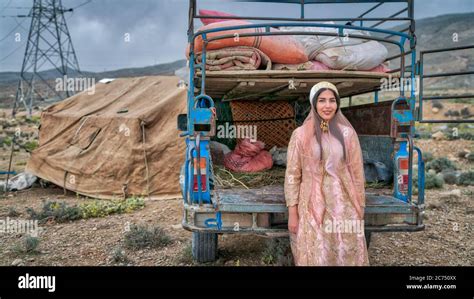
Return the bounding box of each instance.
[320,120,329,133]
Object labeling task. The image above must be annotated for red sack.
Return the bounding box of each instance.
[188,20,308,64]
[199,9,237,25]
[224,139,273,173]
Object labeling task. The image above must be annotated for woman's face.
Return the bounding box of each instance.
[316,89,338,121]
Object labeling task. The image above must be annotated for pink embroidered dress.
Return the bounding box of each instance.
[284,86,369,266]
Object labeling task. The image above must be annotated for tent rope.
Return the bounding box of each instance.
[141,120,150,198]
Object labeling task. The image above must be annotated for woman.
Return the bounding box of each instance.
[285,81,369,266]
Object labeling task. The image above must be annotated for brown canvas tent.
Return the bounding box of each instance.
[26,76,187,199]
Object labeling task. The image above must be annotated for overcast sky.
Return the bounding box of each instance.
[0,0,473,72]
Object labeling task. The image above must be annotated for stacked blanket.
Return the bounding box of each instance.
[190,10,390,72]
[195,46,271,71]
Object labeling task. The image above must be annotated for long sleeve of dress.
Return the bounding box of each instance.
[348,131,366,211]
[285,129,302,207]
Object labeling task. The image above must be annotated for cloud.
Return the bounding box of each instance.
[0,0,473,72]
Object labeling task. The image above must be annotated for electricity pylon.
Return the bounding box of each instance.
[13,0,81,117]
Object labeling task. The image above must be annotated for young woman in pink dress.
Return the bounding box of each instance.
[285,81,369,266]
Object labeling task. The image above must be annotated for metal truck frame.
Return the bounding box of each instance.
[178,0,474,263]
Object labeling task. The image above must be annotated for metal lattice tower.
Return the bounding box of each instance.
[13,0,81,117]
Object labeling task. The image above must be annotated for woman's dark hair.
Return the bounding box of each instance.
[310,88,346,160]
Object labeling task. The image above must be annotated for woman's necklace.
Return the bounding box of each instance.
[320,119,329,133]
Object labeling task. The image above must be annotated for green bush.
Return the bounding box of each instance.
[110,247,130,265]
[441,171,460,185]
[459,171,474,186]
[27,201,82,224]
[426,157,458,173]
[424,172,444,189]
[177,244,193,264]
[24,236,40,253]
[422,152,434,162]
[417,132,432,139]
[80,197,145,219]
[27,197,145,223]
[3,136,12,146]
[124,224,171,250]
[261,238,293,266]
[13,236,40,255]
[467,153,474,162]
[24,140,38,152]
[446,132,474,141]
[29,115,41,124]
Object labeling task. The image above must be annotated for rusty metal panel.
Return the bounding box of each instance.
[341,101,393,136]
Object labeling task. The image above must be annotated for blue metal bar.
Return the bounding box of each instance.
[206,30,406,47]
[183,146,190,205]
[200,33,207,94]
[187,52,195,133]
[193,22,413,41]
[374,91,378,104]
[300,0,304,19]
[409,50,416,125]
[418,52,424,122]
[196,133,202,205]
[370,7,408,28]
[418,44,474,123]
[189,147,196,202]
[357,2,384,19]
[194,15,412,23]
[407,134,414,203]
[0,171,16,175]
[194,94,215,108]
[413,146,424,205]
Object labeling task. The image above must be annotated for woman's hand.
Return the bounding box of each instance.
[288,205,299,234]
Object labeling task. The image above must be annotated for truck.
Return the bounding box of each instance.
[178,0,474,263]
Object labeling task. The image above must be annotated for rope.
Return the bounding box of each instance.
[141,120,150,198]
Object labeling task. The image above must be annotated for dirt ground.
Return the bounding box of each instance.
[0,181,472,266]
[0,106,473,266]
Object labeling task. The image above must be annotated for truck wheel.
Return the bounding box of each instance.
[192,232,218,263]
[365,231,372,248]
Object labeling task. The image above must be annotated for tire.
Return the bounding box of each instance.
[192,232,218,263]
[365,231,372,248]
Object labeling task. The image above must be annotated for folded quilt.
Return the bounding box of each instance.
[195,46,272,71]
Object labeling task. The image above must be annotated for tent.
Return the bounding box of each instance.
[26,76,187,199]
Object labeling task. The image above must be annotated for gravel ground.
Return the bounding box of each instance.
[0,182,472,266]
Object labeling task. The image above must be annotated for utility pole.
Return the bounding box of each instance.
[13,0,81,117]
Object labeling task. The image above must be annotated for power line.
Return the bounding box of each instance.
[71,0,91,10]
[0,40,25,62]
[0,0,13,12]
[2,7,31,10]
[0,18,28,42]
[14,16,28,31]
